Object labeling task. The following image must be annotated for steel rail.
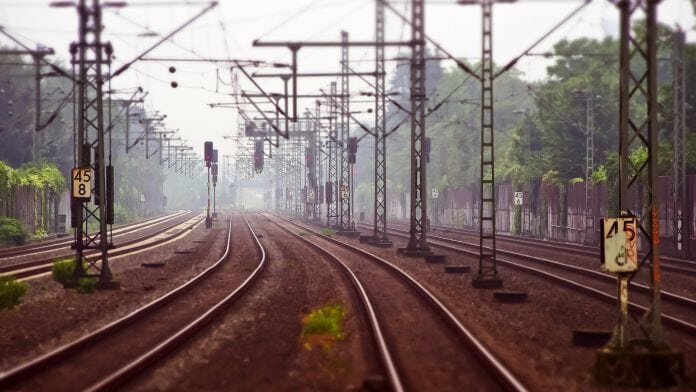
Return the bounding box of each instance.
[0,210,189,259]
[263,214,404,392]
[0,212,201,280]
[429,231,696,310]
[86,213,267,391]
[0,213,262,389]
[392,219,696,271]
[367,223,696,310]
[379,225,696,336]
[274,214,528,392]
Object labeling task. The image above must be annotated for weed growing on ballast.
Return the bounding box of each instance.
[51,257,78,284]
[0,276,28,310]
[321,228,335,237]
[76,278,97,294]
[301,304,346,350]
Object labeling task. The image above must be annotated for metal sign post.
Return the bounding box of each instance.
[594,1,683,387]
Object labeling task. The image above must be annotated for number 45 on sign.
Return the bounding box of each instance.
[72,167,92,200]
[600,217,638,273]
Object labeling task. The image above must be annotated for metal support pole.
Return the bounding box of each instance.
[473,0,501,287]
[370,0,392,247]
[399,0,430,256]
[672,29,688,257]
[339,31,352,232]
[33,54,41,160]
[327,82,339,228]
[71,0,117,289]
[585,93,595,244]
[595,1,683,387]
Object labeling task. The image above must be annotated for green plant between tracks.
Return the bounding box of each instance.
[0,276,28,310]
[76,278,98,294]
[321,228,336,237]
[301,304,346,350]
[51,257,81,285]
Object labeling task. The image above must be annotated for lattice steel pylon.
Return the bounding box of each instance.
[400,0,430,256]
[313,101,322,221]
[326,82,339,228]
[584,93,596,245]
[595,0,683,387]
[473,0,501,287]
[70,0,117,288]
[672,29,688,257]
[339,31,352,231]
[371,0,392,246]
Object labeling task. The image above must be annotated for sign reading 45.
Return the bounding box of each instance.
[600,217,638,273]
[72,167,92,200]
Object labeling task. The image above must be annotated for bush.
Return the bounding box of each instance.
[0,276,28,310]
[76,278,97,294]
[30,228,48,240]
[52,257,77,284]
[0,217,28,246]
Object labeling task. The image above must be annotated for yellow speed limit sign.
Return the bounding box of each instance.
[72,167,92,200]
[600,217,638,273]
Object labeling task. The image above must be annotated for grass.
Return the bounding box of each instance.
[301,304,346,350]
[51,257,78,284]
[321,228,336,237]
[76,278,97,294]
[0,276,28,310]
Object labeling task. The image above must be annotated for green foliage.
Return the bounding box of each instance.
[569,177,584,185]
[113,204,134,224]
[321,228,335,237]
[301,304,346,350]
[542,170,563,188]
[16,161,66,194]
[0,276,28,310]
[52,257,77,284]
[591,165,608,184]
[76,278,97,294]
[0,217,28,246]
[512,205,522,235]
[30,228,48,240]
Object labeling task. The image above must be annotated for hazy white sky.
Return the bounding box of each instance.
[1,0,694,160]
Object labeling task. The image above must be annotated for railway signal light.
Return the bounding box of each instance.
[254,140,264,173]
[211,163,218,184]
[204,141,213,167]
[347,137,358,164]
[213,149,218,164]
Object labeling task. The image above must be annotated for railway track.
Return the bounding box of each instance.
[389,219,696,274]
[0,210,189,260]
[0,211,202,281]
[369,223,696,337]
[268,213,527,392]
[0,213,267,391]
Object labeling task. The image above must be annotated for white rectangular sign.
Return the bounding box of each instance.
[432,188,438,199]
[340,185,349,200]
[513,191,523,206]
[601,217,638,273]
[71,167,92,200]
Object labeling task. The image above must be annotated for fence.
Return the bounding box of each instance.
[429,175,695,259]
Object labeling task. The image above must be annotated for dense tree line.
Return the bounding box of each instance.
[353,24,696,217]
